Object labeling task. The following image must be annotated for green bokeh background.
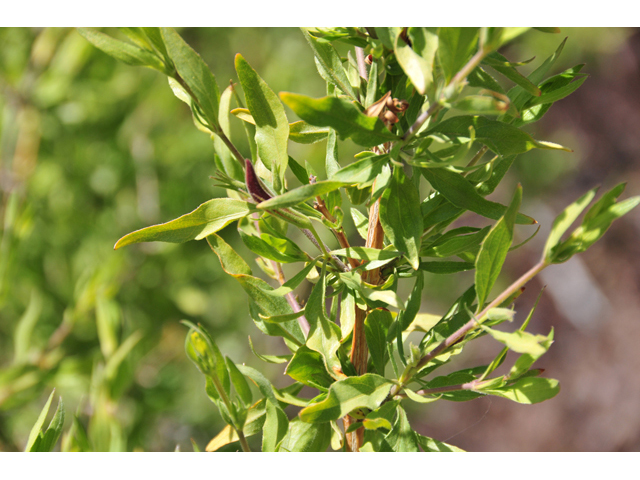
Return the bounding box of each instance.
[1,28,639,451]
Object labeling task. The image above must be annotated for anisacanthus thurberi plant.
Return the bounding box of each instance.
[75,27,639,452]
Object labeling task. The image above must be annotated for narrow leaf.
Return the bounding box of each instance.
[380,166,423,270]
[114,199,253,249]
[475,185,522,308]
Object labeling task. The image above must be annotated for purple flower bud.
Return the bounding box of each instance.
[245,159,272,203]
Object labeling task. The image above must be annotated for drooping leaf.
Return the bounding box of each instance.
[299,374,394,423]
[207,234,304,347]
[280,93,399,148]
[380,166,423,270]
[114,199,253,249]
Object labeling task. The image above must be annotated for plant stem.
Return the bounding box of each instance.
[344,197,385,452]
[217,129,247,171]
[237,430,251,452]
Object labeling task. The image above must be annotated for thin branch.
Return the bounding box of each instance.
[217,129,247,171]
[416,260,547,371]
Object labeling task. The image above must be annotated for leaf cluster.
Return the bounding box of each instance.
[77,27,639,452]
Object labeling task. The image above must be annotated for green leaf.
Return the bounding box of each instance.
[364,309,393,375]
[468,67,506,94]
[351,208,369,240]
[25,390,55,451]
[214,85,243,180]
[484,51,541,97]
[483,377,560,404]
[115,199,253,249]
[13,290,43,364]
[278,418,332,452]
[265,261,318,297]
[331,247,401,267]
[404,389,441,404]
[384,405,420,452]
[416,433,465,452]
[263,397,289,452]
[549,185,640,264]
[437,28,479,83]
[425,115,570,157]
[481,326,550,355]
[542,187,598,262]
[257,154,388,210]
[421,226,490,258]
[207,234,304,347]
[248,336,291,364]
[235,54,289,192]
[453,95,510,115]
[305,264,343,379]
[31,396,65,452]
[380,166,423,270]
[280,93,399,148]
[418,261,475,274]
[239,231,307,264]
[225,357,253,407]
[289,121,330,144]
[301,29,358,101]
[236,365,289,451]
[475,185,522,308]
[299,374,394,423]
[395,30,432,95]
[285,345,335,391]
[78,28,166,71]
[421,167,534,225]
[160,28,220,128]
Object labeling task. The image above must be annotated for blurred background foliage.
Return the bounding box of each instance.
[1,27,639,451]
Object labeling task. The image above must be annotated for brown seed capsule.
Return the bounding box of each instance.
[393,99,409,112]
[383,110,399,125]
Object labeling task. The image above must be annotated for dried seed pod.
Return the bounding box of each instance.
[393,99,409,112]
[383,110,399,125]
